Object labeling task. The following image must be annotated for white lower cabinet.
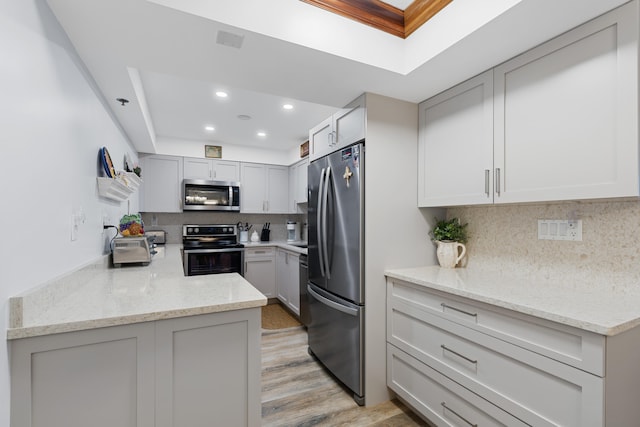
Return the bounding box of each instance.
[155,311,261,427]
[386,278,640,427]
[276,248,300,316]
[244,247,276,298]
[10,310,262,427]
[388,345,528,427]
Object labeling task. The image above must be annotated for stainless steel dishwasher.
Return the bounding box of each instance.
[299,254,310,326]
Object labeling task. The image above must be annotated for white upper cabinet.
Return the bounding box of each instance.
[289,158,309,213]
[240,163,289,214]
[493,3,638,204]
[418,71,494,207]
[418,2,638,207]
[309,95,365,161]
[139,154,183,213]
[183,157,240,182]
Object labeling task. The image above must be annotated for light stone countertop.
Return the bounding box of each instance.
[8,245,267,340]
[243,240,308,255]
[385,265,640,336]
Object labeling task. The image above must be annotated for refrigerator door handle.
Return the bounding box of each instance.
[317,167,326,277]
[322,166,331,279]
[308,284,358,317]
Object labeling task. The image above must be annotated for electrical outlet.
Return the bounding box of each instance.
[538,219,582,241]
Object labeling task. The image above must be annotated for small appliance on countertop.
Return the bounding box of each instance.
[112,236,153,267]
[286,221,300,242]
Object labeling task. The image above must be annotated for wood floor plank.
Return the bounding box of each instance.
[261,327,430,426]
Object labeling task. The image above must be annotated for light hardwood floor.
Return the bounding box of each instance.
[261,327,430,426]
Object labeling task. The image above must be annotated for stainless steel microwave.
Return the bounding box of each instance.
[182,179,240,211]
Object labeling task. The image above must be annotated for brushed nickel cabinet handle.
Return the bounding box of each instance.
[484,169,490,196]
[441,303,478,318]
[441,402,478,427]
[441,345,477,365]
[495,167,501,195]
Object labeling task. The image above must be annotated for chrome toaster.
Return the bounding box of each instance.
[112,236,152,266]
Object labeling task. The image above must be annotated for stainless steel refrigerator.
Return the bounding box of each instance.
[307,142,365,405]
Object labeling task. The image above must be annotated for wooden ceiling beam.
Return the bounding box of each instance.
[405,0,453,37]
[300,0,405,38]
[300,0,453,39]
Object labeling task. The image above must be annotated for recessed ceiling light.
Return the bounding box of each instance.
[283,104,294,110]
[204,125,215,131]
[257,131,267,137]
[237,115,252,120]
[215,91,228,98]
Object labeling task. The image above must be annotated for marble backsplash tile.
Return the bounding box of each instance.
[141,212,307,244]
[447,199,640,290]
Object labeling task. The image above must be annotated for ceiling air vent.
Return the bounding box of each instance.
[216,31,244,49]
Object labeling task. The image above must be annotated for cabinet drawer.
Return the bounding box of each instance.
[388,306,604,427]
[245,247,275,258]
[388,344,529,427]
[388,279,605,375]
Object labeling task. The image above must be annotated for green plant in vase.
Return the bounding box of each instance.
[430,217,468,268]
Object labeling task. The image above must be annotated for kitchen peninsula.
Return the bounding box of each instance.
[7,245,266,427]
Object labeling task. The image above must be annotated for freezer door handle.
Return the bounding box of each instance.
[317,167,326,277]
[308,285,358,317]
[322,166,331,279]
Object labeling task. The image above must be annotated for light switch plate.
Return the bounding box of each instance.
[538,219,582,241]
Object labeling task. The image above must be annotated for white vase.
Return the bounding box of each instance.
[436,241,466,268]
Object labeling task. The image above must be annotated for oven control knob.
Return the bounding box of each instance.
[187,227,193,233]
[194,227,199,233]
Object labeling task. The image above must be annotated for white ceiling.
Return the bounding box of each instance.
[45,0,628,156]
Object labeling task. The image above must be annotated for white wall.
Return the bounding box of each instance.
[363,93,444,405]
[154,136,300,165]
[0,1,138,422]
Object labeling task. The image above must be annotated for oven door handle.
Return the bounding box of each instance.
[183,248,245,254]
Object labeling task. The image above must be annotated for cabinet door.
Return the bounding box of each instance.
[418,71,494,207]
[334,94,365,149]
[140,155,183,212]
[295,159,308,204]
[288,159,309,213]
[245,255,276,298]
[276,249,300,316]
[183,157,211,180]
[155,311,262,427]
[494,5,638,203]
[276,249,289,304]
[266,165,289,213]
[309,116,332,162]
[10,324,155,427]
[240,163,266,213]
[212,160,240,182]
[286,252,300,315]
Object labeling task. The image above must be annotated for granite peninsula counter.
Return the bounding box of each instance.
[9,244,266,426]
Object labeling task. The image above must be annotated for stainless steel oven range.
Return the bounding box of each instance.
[182,224,245,276]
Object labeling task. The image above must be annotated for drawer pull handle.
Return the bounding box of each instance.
[441,345,477,365]
[441,303,477,318]
[441,402,478,427]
